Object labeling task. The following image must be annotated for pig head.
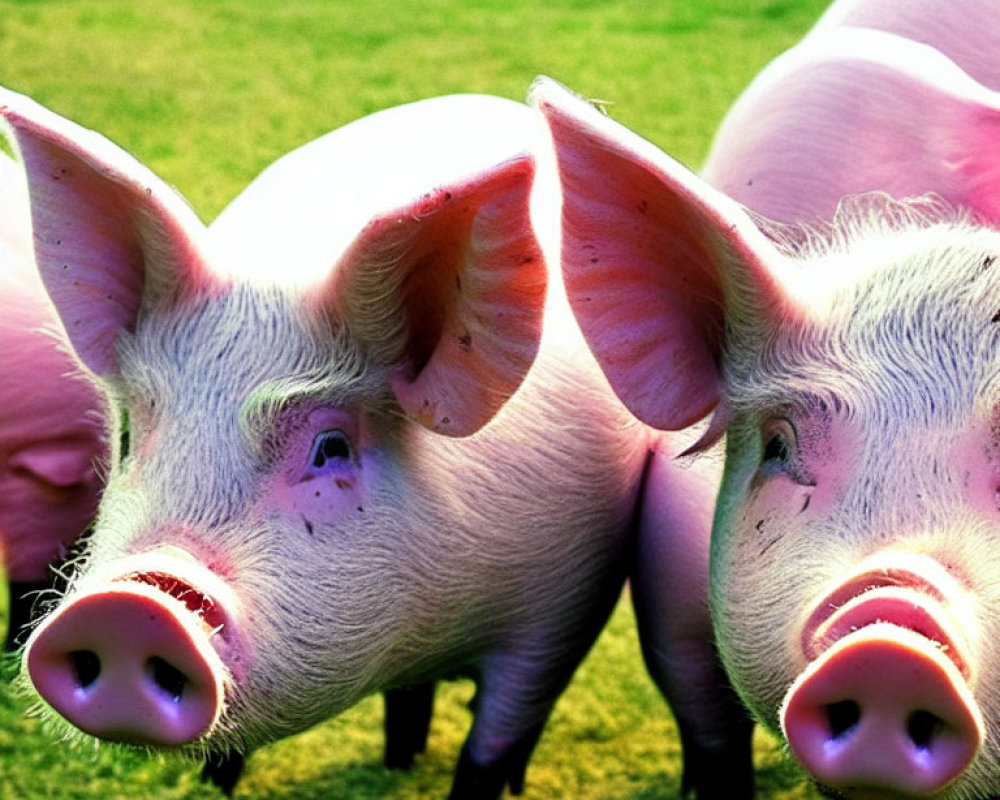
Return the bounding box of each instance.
[535,74,1000,800]
[0,86,651,799]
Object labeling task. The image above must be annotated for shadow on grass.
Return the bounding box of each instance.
[236,757,455,800]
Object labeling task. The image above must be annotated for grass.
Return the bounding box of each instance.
[0,0,830,797]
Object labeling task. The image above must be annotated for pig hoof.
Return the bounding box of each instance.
[677,716,755,799]
[200,751,246,796]
[383,681,436,770]
[447,745,509,800]
[447,722,544,799]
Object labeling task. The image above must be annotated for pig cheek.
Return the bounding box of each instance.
[269,462,369,534]
[295,475,365,527]
[131,426,163,463]
[714,473,851,724]
[748,478,816,550]
[955,426,1000,518]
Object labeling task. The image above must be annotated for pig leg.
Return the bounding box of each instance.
[448,567,628,799]
[200,684,438,794]
[383,681,437,769]
[632,440,755,799]
[200,752,246,797]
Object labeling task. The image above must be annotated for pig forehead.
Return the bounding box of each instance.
[119,286,359,405]
[726,226,1000,426]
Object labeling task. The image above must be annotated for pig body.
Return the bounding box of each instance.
[0,149,105,649]
[810,0,1000,90]
[534,30,1000,795]
[700,26,1000,227]
[0,89,675,798]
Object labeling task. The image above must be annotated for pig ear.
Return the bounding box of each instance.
[530,77,787,431]
[702,29,1000,225]
[0,89,217,377]
[328,155,546,437]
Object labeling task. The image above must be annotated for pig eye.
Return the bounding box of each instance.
[761,418,797,473]
[308,429,353,470]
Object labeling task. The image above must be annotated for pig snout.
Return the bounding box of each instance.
[781,557,984,798]
[25,560,230,747]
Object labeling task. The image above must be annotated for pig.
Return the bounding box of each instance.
[532,63,1000,800]
[0,147,105,653]
[701,25,1000,227]
[808,0,1000,91]
[0,86,748,799]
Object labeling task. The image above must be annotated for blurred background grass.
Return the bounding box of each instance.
[0,1,829,797]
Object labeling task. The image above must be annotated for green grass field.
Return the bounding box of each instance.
[0,1,830,797]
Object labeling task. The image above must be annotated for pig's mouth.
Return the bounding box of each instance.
[115,572,228,642]
[801,567,971,680]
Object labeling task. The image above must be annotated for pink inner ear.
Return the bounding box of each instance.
[542,97,726,431]
[333,157,547,437]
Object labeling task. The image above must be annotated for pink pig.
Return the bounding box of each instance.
[0,87,751,799]
[532,14,1000,795]
[810,0,1000,91]
[701,23,1000,227]
[0,149,105,651]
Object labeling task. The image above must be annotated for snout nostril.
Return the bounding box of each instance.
[68,650,100,689]
[908,709,942,750]
[825,700,861,739]
[148,656,188,702]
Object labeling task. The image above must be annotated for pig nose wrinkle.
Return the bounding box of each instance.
[802,561,973,681]
[123,572,226,638]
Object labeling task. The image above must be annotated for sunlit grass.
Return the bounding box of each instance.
[0,0,829,797]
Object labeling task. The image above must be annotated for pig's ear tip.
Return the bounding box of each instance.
[527,75,558,101]
[527,76,574,112]
[0,97,19,124]
[0,89,38,124]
